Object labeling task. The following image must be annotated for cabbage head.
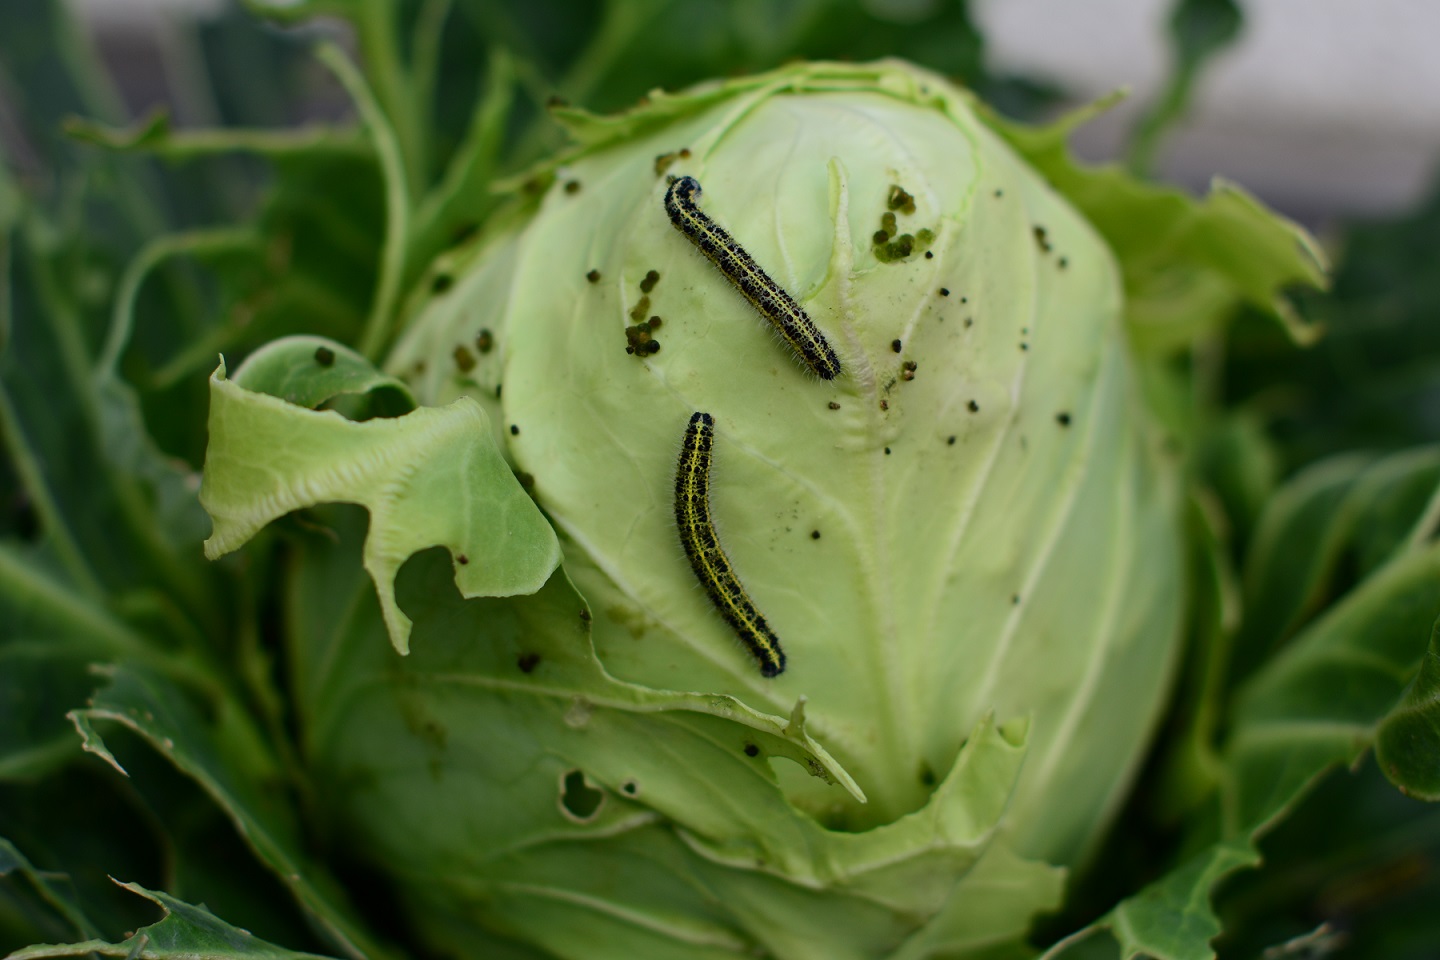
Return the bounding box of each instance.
[199,59,1324,960]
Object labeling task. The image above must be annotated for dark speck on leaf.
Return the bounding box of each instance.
[563,180,581,194]
[967,400,980,413]
[510,424,520,436]
[586,269,601,283]
[891,339,902,353]
[939,288,950,297]
[1033,225,1051,254]
[828,401,841,410]
[947,436,956,445]
[811,530,821,540]
[924,250,933,259]
[475,329,493,354]
[580,608,592,622]
[431,273,453,294]
[314,346,335,366]
[456,554,469,565]
[884,447,891,455]
[640,269,660,293]
[517,653,541,673]
[453,345,476,372]
[451,221,479,245]
[1056,412,1072,427]
[744,743,760,758]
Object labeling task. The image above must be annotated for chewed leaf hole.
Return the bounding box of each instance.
[559,769,605,822]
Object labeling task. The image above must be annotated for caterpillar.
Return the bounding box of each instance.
[664,176,842,381]
[674,412,786,677]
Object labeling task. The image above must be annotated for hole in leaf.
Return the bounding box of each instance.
[559,769,604,821]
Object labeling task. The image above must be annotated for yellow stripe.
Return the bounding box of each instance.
[664,176,841,381]
[674,412,786,677]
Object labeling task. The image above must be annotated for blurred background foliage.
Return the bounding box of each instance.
[2,0,1439,957]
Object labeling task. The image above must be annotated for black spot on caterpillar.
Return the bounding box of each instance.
[674,412,786,677]
[664,176,841,380]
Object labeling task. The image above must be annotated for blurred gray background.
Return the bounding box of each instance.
[52,0,1440,220]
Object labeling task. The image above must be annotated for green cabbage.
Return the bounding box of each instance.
[198,59,1326,959]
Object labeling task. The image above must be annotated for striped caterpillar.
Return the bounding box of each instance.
[674,412,786,677]
[664,176,842,381]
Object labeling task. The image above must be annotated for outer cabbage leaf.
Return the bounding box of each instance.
[0,836,100,946]
[1045,448,1440,960]
[199,351,560,654]
[1375,617,1440,800]
[977,93,1329,354]
[66,662,395,960]
[286,510,1052,959]
[5,880,337,960]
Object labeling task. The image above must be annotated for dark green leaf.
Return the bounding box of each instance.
[68,664,399,960]
[1375,617,1440,800]
[6,879,338,959]
[1129,0,1244,176]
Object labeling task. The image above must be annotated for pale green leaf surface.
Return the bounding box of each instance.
[230,335,414,414]
[288,518,1041,958]
[889,841,1065,960]
[199,358,559,653]
[5,880,336,960]
[395,60,1187,872]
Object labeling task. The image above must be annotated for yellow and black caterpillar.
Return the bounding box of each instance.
[674,411,786,677]
[665,176,842,381]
